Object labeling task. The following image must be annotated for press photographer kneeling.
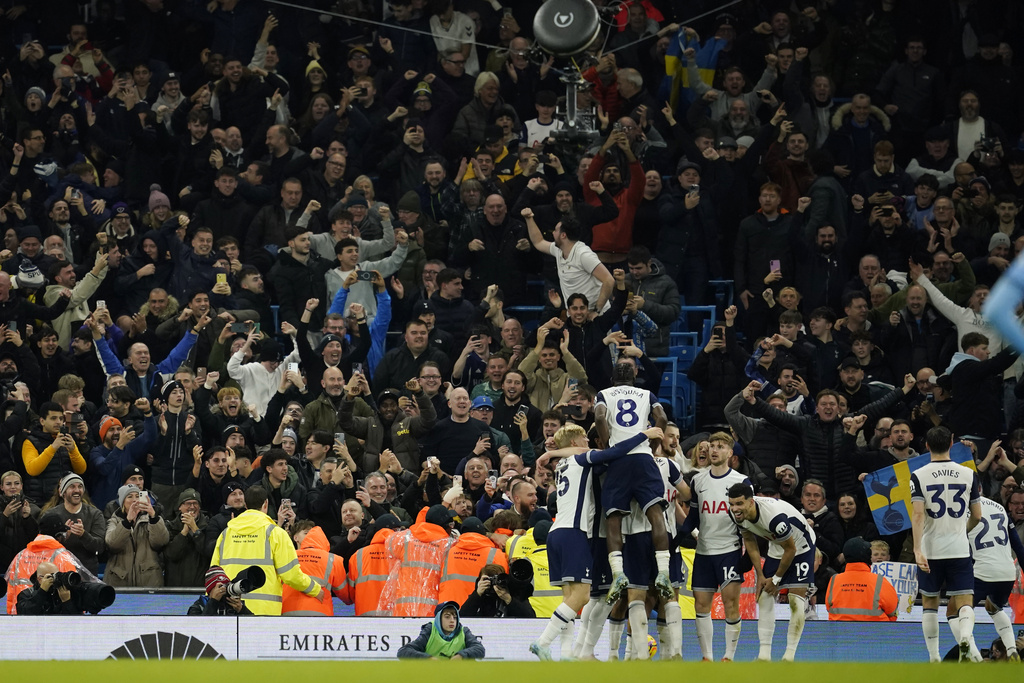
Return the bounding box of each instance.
[460,559,536,617]
[188,565,264,615]
[16,563,115,615]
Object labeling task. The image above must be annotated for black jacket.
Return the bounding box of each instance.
[267,248,333,330]
[749,388,907,500]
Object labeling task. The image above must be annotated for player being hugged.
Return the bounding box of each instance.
[910,426,983,662]
[728,482,816,662]
[594,363,671,605]
[680,431,751,661]
[529,424,665,661]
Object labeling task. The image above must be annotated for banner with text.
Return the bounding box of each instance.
[870,561,919,621]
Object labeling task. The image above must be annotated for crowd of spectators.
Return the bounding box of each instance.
[1,0,1024,615]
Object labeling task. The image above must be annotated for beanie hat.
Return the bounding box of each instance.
[16,260,43,289]
[25,86,45,104]
[305,59,326,77]
[17,225,42,242]
[778,464,800,489]
[282,427,298,442]
[38,513,66,538]
[117,483,141,507]
[205,565,230,594]
[397,191,421,214]
[843,537,872,565]
[59,473,84,496]
[344,191,368,208]
[989,232,1011,252]
[148,183,171,211]
[160,379,184,402]
[176,488,201,508]
[122,464,143,483]
[99,415,122,442]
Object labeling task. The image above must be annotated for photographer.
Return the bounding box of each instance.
[15,561,80,615]
[187,565,254,615]
[104,484,170,587]
[459,561,535,617]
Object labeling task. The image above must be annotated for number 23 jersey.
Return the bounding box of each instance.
[596,385,655,455]
[909,461,981,560]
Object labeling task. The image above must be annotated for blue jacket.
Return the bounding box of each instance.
[95,327,198,400]
[329,288,391,375]
[87,415,158,508]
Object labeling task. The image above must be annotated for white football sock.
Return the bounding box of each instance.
[628,600,649,660]
[538,603,576,648]
[608,618,626,659]
[783,594,806,661]
[695,612,714,660]
[609,551,623,575]
[582,600,613,657]
[665,601,682,657]
[725,619,742,660]
[923,609,940,662]
[757,592,775,660]
[991,608,1018,655]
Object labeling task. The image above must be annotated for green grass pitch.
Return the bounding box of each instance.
[10,661,1023,681]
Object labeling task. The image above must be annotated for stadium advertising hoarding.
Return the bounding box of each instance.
[0,615,997,661]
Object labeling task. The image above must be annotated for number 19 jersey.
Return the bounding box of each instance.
[596,385,655,455]
[909,461,981,560]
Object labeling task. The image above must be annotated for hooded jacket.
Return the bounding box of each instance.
[118,231,174,311]
[4,534,80,614]
[282,526,349,615]
[379,521,455,616]
[397,599,485,659]
[438,532,508,607]
[210,507,323,615]
[346,527,395,616]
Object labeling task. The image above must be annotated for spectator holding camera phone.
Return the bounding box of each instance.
[103,483,169,587]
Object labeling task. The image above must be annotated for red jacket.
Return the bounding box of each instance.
[584,155,644,255]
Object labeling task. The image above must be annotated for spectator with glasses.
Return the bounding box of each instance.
[417,361,450,420]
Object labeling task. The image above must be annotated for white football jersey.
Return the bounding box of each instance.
[596,385,656,455]
[909,461,980,560]
[969,496,1017,582]
[734,496,815,559]
[691,468,750,555]
[622,456,682,535]
[551,451,601,537]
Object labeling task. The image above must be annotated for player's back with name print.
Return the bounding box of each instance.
[909,461,979,560]
[597,385,653,453]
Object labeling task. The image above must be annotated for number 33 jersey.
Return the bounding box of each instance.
[596,385,655,454]
[909,461,981,560]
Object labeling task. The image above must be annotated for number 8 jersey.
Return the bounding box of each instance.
[909,461,981,560]
[596,385,656,454]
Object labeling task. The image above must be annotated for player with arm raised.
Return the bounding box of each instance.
[729,482,816,662]
[529,424,664,661]
[910,426,983,662]
[595,362,670,605]
[682,431,752,661]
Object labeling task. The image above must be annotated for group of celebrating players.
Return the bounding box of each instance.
[531,366,1022,662]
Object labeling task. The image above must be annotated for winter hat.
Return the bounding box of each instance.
[205,565,230,594]
[106,159,126,180]
[15,261,43,288]
[460,516,487,535]
[989,232,1011,252]
[282,427,298,443]
[413,81,432,96]
[122,464,143,483]
[532,519,552,544]
[843,537,872,565]
[117,483,141,507]
[344,192,368,208]
[38,513,66,538]
[160,379,184,402]
[397,191,421,214]
[25,86,45,105]
[176,488,201,508]
[222,481,245,505]
[17,225,42,242]
[148,184,171,211]
[305,59,326,77]
[777,464,800,489]
[425,504,457,527]
[59,473,84,496]
[735,135,755,149]
[99,416,122,441]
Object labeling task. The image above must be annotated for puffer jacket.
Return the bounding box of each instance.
[21,430,86,506]
[518,347,588,412]
[748,387,906,500]
[104,508,170,587]
[625,259,681,357]
[337,389,437,472]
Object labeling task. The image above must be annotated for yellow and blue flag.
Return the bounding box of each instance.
[658,30,725,115]
[863,443,976,535]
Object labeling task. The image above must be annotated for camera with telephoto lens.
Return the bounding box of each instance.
[490,558,533,590]
[52,570,82,590]
[225,566,266,598]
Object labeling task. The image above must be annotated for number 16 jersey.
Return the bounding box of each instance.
[909,461,981,560]
[596,385,655,455]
